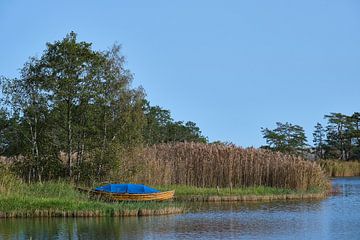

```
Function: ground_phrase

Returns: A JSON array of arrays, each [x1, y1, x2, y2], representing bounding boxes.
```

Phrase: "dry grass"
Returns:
[[319, 160, 360, 177], [120, 142, 329, 191]]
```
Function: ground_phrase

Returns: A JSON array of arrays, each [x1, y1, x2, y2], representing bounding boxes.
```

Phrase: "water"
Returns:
[[0, 177, 359, 240]]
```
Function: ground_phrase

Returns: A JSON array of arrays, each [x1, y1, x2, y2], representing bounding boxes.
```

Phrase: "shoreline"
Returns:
[[175, 192, 327, 202], [0, 192, 328, 218], [0, 180, 330, 219], [0, 207, 184, 218]]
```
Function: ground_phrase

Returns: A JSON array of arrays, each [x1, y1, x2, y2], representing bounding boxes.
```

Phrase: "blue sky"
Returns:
[[1, 0, 359, 147]]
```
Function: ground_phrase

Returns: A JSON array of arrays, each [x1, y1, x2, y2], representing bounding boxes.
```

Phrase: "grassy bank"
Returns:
[[319, 160, 360, 177], [0, 170, 184, 218], [157, 185, 298, 196], [156, 185, 327, 202], [0, 182, 327, 218]]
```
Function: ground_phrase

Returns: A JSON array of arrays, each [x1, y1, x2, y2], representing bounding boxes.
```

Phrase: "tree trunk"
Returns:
[[67, 99, 72, 177]]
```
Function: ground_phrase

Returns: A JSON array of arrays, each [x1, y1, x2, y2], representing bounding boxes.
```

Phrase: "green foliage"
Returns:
[[0, 32, 207, 183], [1, 32, 146, 181], [261, 122, 308, 155], [263, 113, 360, 161], [313, 122, 326, 159], [143, 101, 207, 144], [0, 110, 9, 155], [322, 112, 360, 160]]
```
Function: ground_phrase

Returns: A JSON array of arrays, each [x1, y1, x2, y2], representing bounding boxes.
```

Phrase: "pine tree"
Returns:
[[261, 122, 308, 155], [313, 123, 325, 159]]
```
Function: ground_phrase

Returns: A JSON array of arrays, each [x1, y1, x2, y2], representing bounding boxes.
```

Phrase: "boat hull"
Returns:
[[94, 190, 175, 201]]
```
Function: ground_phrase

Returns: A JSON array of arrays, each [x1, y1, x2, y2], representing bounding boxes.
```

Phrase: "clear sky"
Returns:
[[1, 0, 359, 147]]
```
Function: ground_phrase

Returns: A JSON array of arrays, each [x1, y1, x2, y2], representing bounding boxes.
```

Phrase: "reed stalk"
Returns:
[[122, 142, 329, 191]]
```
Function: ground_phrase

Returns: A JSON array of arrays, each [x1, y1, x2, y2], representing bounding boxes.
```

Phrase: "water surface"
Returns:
[[0, 177, 359, 239]]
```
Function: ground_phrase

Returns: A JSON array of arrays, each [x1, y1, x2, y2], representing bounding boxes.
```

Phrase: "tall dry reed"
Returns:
[[319, 160, 360, 177], [120, 142, 329, 191]]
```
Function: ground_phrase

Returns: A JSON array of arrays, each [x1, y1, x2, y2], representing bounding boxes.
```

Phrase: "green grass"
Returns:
[[0, 166, 326, 217], [0, 181, 324, 215], [0, 195, 179, 213], [0, 177, 183, 216], [155, 184, 323, 197]]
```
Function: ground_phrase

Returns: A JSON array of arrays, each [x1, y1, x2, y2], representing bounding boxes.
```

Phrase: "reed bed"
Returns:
[[319, 160, 360, 177], [123, 142, 329, 191]]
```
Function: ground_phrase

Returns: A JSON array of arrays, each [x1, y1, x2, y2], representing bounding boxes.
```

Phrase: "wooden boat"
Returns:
[[78, 184, 175, 201], [94, 190, 175, 201]]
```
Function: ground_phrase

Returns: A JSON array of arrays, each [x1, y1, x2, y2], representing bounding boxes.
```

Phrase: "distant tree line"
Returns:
[[313, 113, 360, 160], [0, 32, 207, 182], [261, 112, 360, 160]]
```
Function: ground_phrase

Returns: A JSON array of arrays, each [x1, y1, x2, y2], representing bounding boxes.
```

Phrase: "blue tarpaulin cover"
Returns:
[[95, 184, 160, 194]]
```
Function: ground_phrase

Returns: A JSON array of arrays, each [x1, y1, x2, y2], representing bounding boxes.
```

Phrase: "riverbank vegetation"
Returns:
[[0, 167, 183, 218], [157, 185, 298, 197], [319, 160, 360, 177], [156, 184, 326, 200], [155, 185, 326, 202], [0, 163, 326, 218]]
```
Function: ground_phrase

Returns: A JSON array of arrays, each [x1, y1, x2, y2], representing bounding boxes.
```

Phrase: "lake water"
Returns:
[[0, 177, 359, 240]]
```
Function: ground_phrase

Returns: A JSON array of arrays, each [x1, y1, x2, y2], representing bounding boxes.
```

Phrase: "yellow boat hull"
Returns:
[[95, 190, 175, 201]]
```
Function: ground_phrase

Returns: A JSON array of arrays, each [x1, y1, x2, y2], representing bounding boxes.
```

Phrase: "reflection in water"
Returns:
[[0, 177, 359, 240]]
